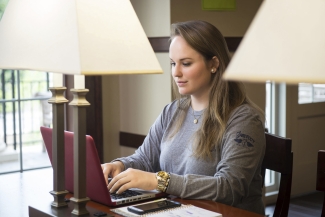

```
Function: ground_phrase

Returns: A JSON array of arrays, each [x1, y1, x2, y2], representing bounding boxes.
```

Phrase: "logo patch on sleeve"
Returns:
[[234, 131, 255, 148]]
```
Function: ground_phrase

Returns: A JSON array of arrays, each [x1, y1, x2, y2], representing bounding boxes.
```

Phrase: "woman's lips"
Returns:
[[177, 81, 187, 87]]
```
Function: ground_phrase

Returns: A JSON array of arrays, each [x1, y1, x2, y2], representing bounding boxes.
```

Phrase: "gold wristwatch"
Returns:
[[156, 171, 170, 192]]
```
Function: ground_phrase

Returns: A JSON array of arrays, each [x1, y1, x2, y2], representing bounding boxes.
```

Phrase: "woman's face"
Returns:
[[169, 36, 213, 99]]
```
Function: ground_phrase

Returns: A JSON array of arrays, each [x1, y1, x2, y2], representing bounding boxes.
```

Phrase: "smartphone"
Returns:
[[127, 200, 181, 215]]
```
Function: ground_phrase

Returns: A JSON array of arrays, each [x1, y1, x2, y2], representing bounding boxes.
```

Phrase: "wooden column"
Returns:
[[48, 87, 69, 208], [69, 89, 90, 215]]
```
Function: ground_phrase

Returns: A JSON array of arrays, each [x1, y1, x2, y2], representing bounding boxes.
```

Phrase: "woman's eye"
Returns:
[[170, 62, 175, 67], [183, 62, 191, 66]]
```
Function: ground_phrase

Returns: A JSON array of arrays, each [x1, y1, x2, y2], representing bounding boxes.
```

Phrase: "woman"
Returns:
[[102, 20, 266, 215]]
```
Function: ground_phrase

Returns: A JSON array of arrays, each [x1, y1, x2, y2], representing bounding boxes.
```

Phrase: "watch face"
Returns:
[[158, 171, 168, 178]]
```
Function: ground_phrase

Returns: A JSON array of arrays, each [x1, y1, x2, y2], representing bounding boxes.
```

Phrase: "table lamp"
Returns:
[[224, 0, 325, 84], [223, 0, 325, 207], [0, 0, 162, 216]]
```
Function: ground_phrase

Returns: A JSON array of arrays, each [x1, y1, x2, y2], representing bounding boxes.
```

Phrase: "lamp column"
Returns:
[[69, 88, 90, 216], [48, 87, 69, 207]]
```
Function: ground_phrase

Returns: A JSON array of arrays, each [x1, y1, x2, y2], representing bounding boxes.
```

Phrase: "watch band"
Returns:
[[155, 171, 170, 192]]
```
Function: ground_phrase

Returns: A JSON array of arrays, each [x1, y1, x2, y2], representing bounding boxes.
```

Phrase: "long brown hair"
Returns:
[[170, 20, 262, 159]]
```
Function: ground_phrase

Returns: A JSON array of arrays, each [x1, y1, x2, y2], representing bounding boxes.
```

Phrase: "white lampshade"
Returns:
[[224, 0, 325, 84], [0, 0, 162, 75]]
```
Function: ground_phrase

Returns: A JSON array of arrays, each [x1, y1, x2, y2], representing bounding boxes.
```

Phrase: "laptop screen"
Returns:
[[41, 126, 112, 205]]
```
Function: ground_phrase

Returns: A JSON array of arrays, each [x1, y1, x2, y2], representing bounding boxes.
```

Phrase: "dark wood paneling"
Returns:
[[119, 132, 145, 149], [85, 76, 103, 163], [65, 75, 74, 132], [148, 36, 242, 53], [65, 75, 104, 163]]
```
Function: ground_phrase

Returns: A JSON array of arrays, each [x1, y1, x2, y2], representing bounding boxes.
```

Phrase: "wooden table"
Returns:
[[0, 168, 265, 217]]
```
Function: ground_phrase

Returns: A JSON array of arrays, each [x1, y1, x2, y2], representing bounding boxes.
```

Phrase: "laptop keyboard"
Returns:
[[110, 189, 142, 200]]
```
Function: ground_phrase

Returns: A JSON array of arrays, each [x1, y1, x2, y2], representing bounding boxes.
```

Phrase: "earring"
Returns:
[[211, 68, 215, 73]]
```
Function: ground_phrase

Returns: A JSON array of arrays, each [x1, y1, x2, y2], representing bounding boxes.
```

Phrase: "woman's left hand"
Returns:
[[107, 168, 157, 194]]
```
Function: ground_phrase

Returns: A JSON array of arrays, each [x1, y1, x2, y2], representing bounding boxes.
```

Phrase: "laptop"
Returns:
[[40, 126, 166, 206]]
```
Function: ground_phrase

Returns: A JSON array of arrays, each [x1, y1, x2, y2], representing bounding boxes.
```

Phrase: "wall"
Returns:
[[102, 75, 121, 161], [171, 0, 265, 111], [286, 86, 325, 196], [102, 0, 171, 161], [103, 0, 266, 161], [171, 0, 262, 36]]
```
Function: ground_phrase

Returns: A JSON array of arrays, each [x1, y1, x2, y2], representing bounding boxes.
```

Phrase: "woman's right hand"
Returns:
[[101, 161, 125, 186]]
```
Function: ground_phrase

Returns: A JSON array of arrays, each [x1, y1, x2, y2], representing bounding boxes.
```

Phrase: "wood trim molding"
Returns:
[[224, 37, 242, 52], [148, 37, 170, 52], [120, 132, 146, 149], [148, 36, 242, 53]]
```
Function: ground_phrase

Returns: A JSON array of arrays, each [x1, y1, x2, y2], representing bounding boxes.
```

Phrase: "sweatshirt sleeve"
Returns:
[[165, 106, 266, 207], [112, 103, 174, 172]]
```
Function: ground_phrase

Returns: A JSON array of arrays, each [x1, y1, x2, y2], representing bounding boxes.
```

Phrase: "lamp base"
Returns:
[[50, 190, 69, 208], [70, 197, 90, 216]]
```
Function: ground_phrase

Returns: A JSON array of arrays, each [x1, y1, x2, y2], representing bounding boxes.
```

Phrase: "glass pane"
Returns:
[[0, 70, 52, 173], [265, 169, 274, 187], [20, 70, 49, 99], [299, 83, 325, 104], [19, 71, 51, 170], [0, 101, 21, 173], [265, 81, 272, 131], [313, 84, 325, 102], [0, 70, 20, 173], [298, 83, 313, 104]]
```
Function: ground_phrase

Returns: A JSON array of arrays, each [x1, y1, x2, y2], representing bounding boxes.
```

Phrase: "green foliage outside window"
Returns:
[[0, 0, 9, 20], [1, 70, 49, 113]]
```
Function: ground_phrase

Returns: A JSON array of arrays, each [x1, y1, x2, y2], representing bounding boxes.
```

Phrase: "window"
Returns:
[[264, 82, 273, 188], [298, 83, 325, 104], [265, 82, 286, 196], [265, 82, 277, 192], [0, 70, 52, 174], [0, 2, 54, 174]]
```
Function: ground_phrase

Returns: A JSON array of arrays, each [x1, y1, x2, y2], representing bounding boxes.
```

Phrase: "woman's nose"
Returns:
[[172, 65, 182, 77]]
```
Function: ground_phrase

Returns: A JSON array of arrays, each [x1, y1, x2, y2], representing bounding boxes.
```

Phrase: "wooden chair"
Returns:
[[316, 150, 325, 217], [262, 132, 293, 217]]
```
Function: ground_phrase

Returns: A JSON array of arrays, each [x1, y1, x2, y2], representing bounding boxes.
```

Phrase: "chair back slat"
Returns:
[[317, 151, 325, 191], [262, 132, 293, 217], [263, 133, 292, 174], [316, 150, 325, 217]]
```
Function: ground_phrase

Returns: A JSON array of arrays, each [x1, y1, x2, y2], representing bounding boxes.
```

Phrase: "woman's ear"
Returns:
[[210, 56, 219, 73]]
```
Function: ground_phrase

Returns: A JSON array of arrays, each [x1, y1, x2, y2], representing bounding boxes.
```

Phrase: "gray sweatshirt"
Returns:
[[114, 101, 266, 215]]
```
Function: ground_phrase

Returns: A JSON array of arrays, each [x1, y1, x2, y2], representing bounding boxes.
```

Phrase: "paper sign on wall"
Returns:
[[202, 0, 236, 11]]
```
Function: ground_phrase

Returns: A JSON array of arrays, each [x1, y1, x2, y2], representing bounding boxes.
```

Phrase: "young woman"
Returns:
[[102, 20, 266, 215]]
